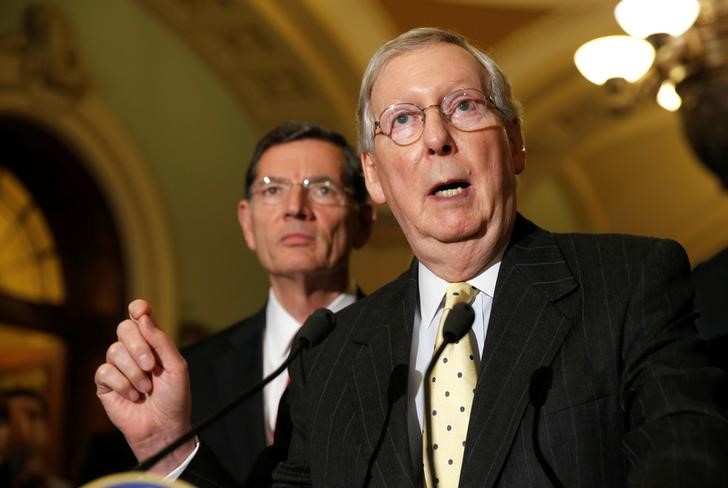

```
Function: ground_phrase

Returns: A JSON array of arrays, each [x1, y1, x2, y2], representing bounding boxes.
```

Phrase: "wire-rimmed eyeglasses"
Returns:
[[250, 176, 352, 207], [373, 88, 502, 146]]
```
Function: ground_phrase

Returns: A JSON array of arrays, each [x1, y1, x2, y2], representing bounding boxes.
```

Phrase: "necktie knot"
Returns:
[[444, 282, 476, 310]]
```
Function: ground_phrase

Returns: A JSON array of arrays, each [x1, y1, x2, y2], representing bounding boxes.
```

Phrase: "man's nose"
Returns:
[[422, 107, 454, 155], [285, 185, 310, 217]]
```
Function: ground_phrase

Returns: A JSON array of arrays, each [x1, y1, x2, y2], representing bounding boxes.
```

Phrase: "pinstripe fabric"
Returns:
[[270, 215, 728, 488], [187, 215, 728, 487]]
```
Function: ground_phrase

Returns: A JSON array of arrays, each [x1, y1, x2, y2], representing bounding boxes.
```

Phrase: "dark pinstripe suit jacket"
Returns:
[[272, 215, 728, 487], [184, 307, 268, 484], [184, 215, 728, 487]]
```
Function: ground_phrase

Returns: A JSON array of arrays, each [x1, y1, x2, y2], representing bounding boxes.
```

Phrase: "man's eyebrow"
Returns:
[[259, 175, 342, 183], [304, 175, 338, 182]]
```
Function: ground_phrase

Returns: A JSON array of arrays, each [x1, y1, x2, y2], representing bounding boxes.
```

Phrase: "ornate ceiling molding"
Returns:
[[0, 4, 87, 105], [137, 0, 360, 139]]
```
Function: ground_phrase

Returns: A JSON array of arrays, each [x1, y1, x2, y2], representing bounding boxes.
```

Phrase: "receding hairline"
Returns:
[[257, 138, 348, 173], [368, 41, 490, 105]]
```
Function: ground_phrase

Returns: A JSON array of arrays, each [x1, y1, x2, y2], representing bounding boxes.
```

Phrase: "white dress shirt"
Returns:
[[263, 288, 357, 443], [407, 259, 502, 463]]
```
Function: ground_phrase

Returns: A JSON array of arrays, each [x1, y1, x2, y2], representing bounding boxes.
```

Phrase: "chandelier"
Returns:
[[574, 0, 728, 185]]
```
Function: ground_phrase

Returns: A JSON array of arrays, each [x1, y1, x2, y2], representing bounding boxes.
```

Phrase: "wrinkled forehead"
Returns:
[[369, 43, 489, 109], [386, 42, 487, 88], [256, 139, 346, 182]]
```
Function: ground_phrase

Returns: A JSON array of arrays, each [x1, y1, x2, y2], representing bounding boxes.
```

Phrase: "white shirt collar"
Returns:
[[266, 287, 357, 352], [262, 287, 357, 444], [417, 255, 502, 332], [266, 288, 301, 353], [267, 286, 357, 314]]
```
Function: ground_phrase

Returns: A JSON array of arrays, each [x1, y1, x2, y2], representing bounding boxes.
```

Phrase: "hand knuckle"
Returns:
[[95, 363, 114, 387], [116, 319, 134, 336], [106, 342, 122, 361]]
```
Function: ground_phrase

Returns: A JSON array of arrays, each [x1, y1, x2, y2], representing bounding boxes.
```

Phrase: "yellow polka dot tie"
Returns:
[[423, 282, 478, 488]]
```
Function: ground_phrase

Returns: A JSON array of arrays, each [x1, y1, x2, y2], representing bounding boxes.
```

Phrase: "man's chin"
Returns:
[[425, 223, 486, 245], [273, 260, 327, 276]]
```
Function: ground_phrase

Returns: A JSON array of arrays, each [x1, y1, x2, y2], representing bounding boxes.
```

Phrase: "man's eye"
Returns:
[[262, 186, 282, 195], [454, 99, 477, 112], [314, 185, 337, 197], [393, 113, 411, 127]]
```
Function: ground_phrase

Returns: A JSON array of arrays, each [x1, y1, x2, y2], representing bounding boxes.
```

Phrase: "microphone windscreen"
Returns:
[[296, 308, 336, 348], [442, 302, 475, 343]]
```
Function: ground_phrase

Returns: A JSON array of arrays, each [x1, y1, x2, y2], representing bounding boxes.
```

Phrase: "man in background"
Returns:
[[95, 121, 374, 483], [183, 121, 373, 482]]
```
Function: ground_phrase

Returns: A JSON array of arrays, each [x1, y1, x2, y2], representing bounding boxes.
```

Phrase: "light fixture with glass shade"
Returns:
[[614, 0, 701, 38], [574, 0, 728, 186], [574, 35, 655, 85]]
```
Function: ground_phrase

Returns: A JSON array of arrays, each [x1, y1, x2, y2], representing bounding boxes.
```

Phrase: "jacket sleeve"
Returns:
[[180, 441, 240, 488], [621, 238, 728, 486]]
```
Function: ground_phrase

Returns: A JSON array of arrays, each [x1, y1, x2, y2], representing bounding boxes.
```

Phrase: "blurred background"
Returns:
[[0, 0, 726, 483]]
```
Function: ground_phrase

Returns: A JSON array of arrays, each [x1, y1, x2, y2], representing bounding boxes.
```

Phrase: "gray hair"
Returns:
[[357, 27, 522, 153]]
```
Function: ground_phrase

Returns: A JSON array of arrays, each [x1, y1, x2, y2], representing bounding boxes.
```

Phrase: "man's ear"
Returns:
[[237, 199, 257, 252], [362, 152, 387, 204], [507, 121, 526, 175], [352, 201, 376, 249]]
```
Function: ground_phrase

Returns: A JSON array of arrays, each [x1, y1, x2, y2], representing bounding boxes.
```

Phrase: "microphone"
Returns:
[[423, 302, 475, 487], [136, 308, 335, 471], [441, 302, 475, 344], [294, 308, 335, 349], [529, 366, 563, 488]]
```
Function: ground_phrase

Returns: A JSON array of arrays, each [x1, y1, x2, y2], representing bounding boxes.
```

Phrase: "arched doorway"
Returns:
[[0, 115, 127, 477]]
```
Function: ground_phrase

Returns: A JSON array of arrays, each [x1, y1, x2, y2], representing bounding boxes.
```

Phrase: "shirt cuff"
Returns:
[[163, 438, 200, 481]]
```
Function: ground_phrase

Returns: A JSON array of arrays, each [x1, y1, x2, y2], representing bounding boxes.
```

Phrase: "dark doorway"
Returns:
[[0, 115, 127, 479]]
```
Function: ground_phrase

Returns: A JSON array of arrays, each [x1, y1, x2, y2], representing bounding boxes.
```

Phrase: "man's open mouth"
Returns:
[[431, 181, 470, 197]]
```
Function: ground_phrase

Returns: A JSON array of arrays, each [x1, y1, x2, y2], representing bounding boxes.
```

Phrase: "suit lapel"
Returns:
[[351, 263, 420, 487], [461, 216, 579, 488], [215, 308, 267, 465]]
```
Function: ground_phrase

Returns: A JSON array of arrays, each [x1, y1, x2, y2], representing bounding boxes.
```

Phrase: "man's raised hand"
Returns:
[[94, 299, 195, 473]]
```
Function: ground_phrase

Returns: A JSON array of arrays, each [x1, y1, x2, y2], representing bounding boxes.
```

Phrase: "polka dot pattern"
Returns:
[[423, 282, 478, 488]]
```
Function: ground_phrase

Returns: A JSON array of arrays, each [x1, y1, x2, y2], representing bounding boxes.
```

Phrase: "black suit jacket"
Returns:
[[185, 216, 728, 487], [274, 215, 728, 487], [183, 307, 268, 484], [692, 246, 728, 371], [693, 245, 728, 339]]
